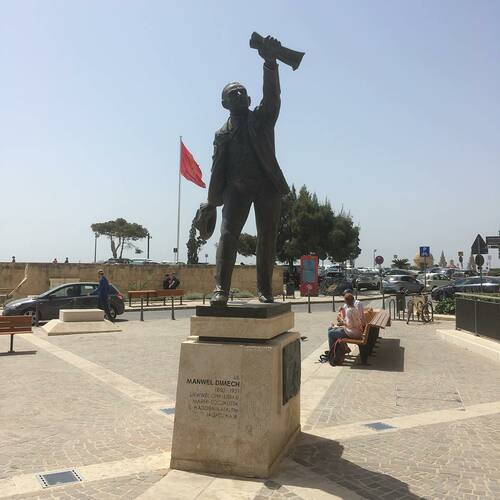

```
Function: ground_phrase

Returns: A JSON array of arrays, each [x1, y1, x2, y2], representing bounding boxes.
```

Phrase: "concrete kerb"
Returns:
[[436, 328, 500, 363]]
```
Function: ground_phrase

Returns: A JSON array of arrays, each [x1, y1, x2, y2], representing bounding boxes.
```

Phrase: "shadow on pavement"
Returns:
[[344, 338, 405, 372], [0, 350, 37, 356], [287, 432, 423, 499]]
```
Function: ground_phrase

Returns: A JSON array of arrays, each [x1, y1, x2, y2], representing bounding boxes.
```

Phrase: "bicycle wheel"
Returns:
[[421, 302, 433, 323]]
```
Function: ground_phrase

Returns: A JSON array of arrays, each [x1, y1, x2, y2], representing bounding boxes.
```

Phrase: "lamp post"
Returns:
[[146, 233, 152, 259], [94, 233, 99, 263], [373, 249, 377, 268]]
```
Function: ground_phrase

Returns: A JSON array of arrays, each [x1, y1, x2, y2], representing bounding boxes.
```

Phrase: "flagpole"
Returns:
[[176, 136, 182, 263]]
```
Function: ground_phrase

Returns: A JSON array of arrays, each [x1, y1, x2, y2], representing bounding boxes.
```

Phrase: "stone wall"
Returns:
[[0, 263, 283, 299]]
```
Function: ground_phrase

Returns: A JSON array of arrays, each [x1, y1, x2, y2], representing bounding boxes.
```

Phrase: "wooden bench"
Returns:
[[128, 290, 158, 307], [0, 316, 32, 354], [156, 289, 184, 305], [128, 289, 185, 307], [338, 309, 391, 364]]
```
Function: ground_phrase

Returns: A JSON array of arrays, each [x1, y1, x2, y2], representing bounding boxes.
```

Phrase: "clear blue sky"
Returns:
[[1, 0, 499, 266]]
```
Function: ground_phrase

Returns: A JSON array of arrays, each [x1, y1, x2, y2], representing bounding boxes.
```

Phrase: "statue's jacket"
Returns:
[[207, 64, 290, 207]]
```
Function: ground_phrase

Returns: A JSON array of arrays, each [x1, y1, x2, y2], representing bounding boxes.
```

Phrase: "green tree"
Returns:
[[91, 218, 149, 259], [237, 233, 257, 257], [276, 185, 360, 268], [392, 258, 410, 269], [186, 219, 207, 264], [328, 211, 361, 263]]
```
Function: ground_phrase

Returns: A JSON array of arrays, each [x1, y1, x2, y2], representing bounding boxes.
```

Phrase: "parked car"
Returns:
[[383, 269, 418, 277], [2, 282, 125, 322], [355, 271, 381, 290], [382, 275, 425, 294], [319, 271, 353, 296], [442, 269, 472, 279], [104, 258, 132, 264], [431, 277, 500, 301], [417, 273, 453, 291], [130, 259, 158, 265]]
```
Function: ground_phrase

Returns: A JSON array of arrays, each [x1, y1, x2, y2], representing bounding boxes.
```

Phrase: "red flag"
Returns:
[[180, 140, 206, 188]]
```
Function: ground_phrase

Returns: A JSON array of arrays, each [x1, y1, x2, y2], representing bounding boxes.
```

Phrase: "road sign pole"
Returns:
[[424, 255, 427, 290]]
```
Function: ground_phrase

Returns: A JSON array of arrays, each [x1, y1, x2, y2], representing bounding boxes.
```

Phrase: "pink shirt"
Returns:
[[344, 306, 364, 339]]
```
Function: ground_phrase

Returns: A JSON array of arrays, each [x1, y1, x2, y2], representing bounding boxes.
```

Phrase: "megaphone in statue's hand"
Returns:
[[249, 32, 305, 71]]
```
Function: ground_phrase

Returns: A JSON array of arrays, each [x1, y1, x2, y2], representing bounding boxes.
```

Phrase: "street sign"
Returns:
[[375, 255, 384, 265], [475, 254, 485, 268], [471, 234, 488, 255], [420, 246, 430, 258], [486, 236, 500, 246]]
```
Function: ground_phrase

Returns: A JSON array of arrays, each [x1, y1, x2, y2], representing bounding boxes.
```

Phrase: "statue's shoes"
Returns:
[[210, 291, 228, 306], [258, 293, 274, 303]]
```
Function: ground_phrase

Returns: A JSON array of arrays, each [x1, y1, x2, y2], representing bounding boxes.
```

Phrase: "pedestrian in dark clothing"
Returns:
[[93, 269, 114, 321], [169, 273, 180, 289], [162, 273, 172, 290], [163, 272, 180, 290], [11, 256, 15, 263]]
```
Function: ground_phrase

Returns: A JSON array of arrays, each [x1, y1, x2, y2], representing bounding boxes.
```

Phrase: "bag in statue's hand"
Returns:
[[194, 203, 217, 240]]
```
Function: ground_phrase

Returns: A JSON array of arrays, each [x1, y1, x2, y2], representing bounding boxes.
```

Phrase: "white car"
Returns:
[[417, 273, 452, 291]]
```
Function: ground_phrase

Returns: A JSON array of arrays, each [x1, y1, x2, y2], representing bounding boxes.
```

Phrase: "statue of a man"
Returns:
[[204, 36, 290, 306]]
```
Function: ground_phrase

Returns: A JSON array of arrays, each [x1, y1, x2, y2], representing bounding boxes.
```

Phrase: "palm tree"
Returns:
[[392, 258, 410, 269]]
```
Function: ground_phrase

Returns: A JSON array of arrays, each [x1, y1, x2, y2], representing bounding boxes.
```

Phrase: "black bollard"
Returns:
[[171, 296, 175, 320], [140, 297, 144, 321], [332, 294, 335, 312], [180, 295, 183, 305], [382, 290, 386, 310], [202, 294, 206, 305], [307, 291, 311, 313], [129, 295, 132, 307], [35, 302, 39, 327]]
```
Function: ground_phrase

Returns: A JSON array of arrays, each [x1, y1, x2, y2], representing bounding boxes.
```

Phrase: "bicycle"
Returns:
[[406, 292, 433, 324]]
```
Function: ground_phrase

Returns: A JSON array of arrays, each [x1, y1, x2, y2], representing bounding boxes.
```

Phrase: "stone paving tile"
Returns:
[[306, 321, 500, 429], [2, 313, 500, 499], [29, 318, 191, 400], [0, 338, 172, 481], [8, 470, 167, 499], [254, 480, 304, 499], [294, 413, 500, 499]]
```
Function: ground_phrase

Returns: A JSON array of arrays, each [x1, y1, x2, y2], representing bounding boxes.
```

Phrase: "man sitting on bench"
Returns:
[[328, 293, 364, 354]]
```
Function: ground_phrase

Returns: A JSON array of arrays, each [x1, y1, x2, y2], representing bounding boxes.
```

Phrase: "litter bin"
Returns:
[[286, 282, 295, 297], [396, 291, 406, 313]]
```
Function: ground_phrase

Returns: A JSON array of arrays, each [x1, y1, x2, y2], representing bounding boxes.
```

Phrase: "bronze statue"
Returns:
[[196, 34, 304, 306]]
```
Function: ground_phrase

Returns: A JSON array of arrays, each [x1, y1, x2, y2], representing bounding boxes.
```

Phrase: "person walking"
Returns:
[[93, 269, 114, 322]]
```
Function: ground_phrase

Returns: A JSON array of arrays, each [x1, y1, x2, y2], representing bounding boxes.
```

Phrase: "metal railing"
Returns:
[[456, 293, 500, 340]]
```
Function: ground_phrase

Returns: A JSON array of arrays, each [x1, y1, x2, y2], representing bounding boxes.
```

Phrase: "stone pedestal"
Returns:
[[170, 303, 301, 478]]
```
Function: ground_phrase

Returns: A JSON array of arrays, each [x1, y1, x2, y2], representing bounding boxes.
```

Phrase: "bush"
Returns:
[[434, 298, 455, 315], [232, 290, 254, 298], [184, 292, 212, 300]]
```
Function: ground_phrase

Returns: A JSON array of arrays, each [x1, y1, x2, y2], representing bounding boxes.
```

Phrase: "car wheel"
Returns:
[[23, 308, 40, 325], [109, 305, 118, 321]]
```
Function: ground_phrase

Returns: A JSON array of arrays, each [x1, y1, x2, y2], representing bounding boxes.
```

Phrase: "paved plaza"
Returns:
[[1, 307, 499, 499]]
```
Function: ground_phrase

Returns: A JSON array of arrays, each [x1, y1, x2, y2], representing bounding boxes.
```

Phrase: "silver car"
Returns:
[[382, 275, 425, 294]]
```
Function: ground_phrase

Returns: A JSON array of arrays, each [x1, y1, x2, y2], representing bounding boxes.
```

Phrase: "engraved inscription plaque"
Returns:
[[186, 376, 241, 420], [282, 339, 301, 405]]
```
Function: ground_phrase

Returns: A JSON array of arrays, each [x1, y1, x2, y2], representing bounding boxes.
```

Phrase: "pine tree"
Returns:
[[439, 251, 447, 268]]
